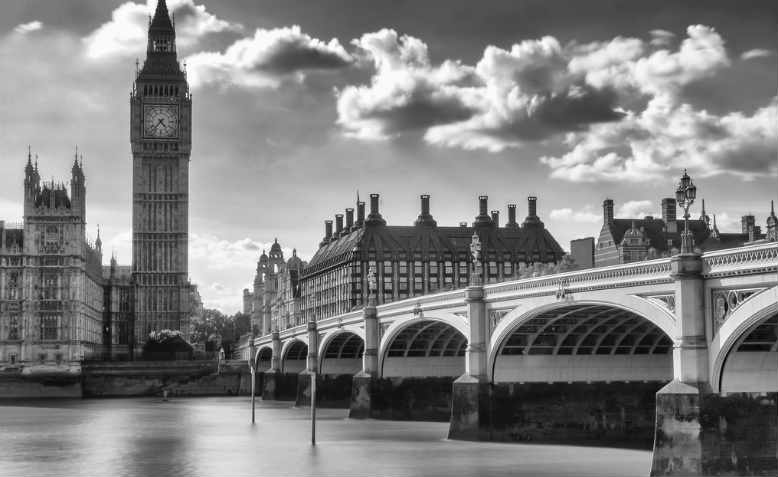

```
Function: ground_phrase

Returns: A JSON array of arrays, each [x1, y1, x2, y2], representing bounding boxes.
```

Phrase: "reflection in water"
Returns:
[[0, 397, 650, 476]]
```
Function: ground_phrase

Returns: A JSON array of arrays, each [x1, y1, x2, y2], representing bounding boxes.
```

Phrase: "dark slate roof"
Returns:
[[699, 232, 754, 252], [303, 218, 565, 276], [607, 218, 710, 251], [150, 0, 174, 33]]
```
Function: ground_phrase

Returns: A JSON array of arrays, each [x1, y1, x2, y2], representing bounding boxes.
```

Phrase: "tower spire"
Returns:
[[25, 145, 34, 174]]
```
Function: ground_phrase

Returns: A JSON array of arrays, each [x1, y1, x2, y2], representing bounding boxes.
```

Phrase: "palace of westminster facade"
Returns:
[[0, 0, 192, 365]]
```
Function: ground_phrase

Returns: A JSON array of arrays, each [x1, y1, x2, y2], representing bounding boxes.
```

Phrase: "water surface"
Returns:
[[0, 397, 651, 476]]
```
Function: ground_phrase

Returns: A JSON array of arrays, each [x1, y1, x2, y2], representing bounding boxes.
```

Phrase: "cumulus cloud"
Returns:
[[649, 29, 675, 47], [338, 25, 739, 156], [13, 21, 43, 35], [336, 29, 478, 140], [336, 24, 774, 182], [338, 29, 623, 147], [616, 200, 657, 218], [540, 95, 778, 182], [741, 48, 773, 60], [185, 25, 353, 89], [549, 207, 601, 223], [83, 0, 239, 60]]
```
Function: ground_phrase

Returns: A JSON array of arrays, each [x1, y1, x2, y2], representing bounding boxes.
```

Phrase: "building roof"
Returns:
[[606, 218, 710, 252], [304, 209, 564, 276]]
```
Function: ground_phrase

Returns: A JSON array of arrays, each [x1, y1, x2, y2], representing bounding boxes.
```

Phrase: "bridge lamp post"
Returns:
[[675, 169, 697, 254]]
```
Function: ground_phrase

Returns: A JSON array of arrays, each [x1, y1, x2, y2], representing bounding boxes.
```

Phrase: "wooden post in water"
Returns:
[[310, 370, 317, 445], [250, 367, 256, 424], [248, 337, 257, 424]]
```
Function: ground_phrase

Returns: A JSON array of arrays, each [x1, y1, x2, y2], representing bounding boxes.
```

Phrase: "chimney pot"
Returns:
[[366, 193, 386, 225], [357, 201, 365, 225], [491, 210, 499, 227], [345, 208, 354, 229], [324, 220, 333, 240], [507, 204, 517, 227], [421, 194, 430, 216], [527, 196, 537, 217], [479, 195, 488, 217], [335, 214, 344, 235]]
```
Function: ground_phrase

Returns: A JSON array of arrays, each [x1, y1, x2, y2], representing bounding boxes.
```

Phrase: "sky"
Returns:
[[0, 0, 776, 313]]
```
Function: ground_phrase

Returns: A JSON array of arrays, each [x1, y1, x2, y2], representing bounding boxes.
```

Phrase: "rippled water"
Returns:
[[0, 397, 651, 476]]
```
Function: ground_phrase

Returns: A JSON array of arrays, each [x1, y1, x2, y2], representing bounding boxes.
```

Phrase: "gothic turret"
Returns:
[[767, 200, 777, 241], [95, 225, 102, 252], [70, 150, 85, 219], [23, 147, 40, 216], [699, 199, 710, 230]]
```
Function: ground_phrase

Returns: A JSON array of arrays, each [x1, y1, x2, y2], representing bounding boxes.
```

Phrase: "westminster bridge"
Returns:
[[251, 242, 778, 476]]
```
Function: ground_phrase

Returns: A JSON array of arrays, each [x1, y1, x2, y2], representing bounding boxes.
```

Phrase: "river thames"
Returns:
[[0, 397, 651, 476]]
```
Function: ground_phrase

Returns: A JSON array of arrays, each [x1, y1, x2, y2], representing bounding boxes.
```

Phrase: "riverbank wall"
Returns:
[[0, 361, 254, 399], [82, 361, 252, 397], [0, 364, 82, 398]]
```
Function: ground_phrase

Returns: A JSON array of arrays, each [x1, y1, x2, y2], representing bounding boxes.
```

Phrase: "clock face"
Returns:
[[143, 105, 179, 138]]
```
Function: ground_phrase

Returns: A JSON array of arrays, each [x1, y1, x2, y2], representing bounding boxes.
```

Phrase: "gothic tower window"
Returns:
[[41, 315, 58, 341], [8, 315, 19, 340]]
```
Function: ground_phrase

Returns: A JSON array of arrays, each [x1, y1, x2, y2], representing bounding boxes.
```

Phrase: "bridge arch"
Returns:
[[318, 328, 365, 375], [253, 345, 272, 372], [378, 313, 468, 378], [280, 338, 308, 374], [489, 300, 675, 384], [710, 285, 778, 392]]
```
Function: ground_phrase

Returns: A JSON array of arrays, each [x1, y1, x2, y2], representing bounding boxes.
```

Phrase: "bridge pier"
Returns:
[[261, 331, 283, 400], [349, 296, 378, 418], [651, 253, 710, 476], [448, 283, 492, 440], [295, 321, 319, 407]]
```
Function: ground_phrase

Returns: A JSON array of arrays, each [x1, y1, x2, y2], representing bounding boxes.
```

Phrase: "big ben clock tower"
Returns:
[[130, 0, 192, 351]]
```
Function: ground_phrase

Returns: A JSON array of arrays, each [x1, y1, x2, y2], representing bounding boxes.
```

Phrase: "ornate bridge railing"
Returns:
[[702, 241, 778, 278], [483, 257, 674, 301]]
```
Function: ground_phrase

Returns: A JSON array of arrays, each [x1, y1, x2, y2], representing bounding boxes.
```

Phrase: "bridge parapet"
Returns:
[[701, 241, 778, 278], [483, 257, 673, 301]]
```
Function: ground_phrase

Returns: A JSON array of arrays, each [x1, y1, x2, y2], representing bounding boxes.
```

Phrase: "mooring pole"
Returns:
[[250, 367, 256, 424], [311, 370, 317, 446], [248, 337, 257, 425]]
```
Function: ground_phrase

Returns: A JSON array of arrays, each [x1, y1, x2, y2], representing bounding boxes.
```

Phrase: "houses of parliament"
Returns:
[[0, 0, 192, 365]]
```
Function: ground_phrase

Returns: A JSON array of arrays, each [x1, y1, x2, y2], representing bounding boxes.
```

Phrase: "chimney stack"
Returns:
[[321, 219, 333, 246], [527, 196, 537, 217], [366, 193, 386, 225], [345, 208, 354, 230], [421, 194, 430, 216], [356, 201, 365, 227], [335, 214, 344, 236], [603, 199, 614, 225], [506, 204, 518, 228], [479, 196, 488, 217], [415, 194, 436, 226], [474, 195, 491, 225], [491, 210, 499, 227]]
